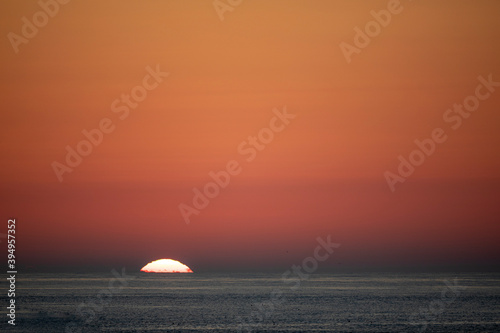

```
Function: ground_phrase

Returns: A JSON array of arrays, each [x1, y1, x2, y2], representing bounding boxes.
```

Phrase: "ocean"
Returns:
[[3, 272, 500, 332]]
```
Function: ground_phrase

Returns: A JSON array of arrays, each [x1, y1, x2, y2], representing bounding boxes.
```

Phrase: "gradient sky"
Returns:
[[1, 0, 499, 272]]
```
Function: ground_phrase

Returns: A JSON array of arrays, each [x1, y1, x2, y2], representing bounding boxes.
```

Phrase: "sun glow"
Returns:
[[140, 259, 193, 273]]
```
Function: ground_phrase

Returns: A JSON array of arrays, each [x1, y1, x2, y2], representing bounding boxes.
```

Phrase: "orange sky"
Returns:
[[1, 0, 499, 272]]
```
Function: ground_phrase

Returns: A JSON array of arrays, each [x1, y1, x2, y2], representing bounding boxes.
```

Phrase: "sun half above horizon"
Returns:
[[140, 259, 193, 273]]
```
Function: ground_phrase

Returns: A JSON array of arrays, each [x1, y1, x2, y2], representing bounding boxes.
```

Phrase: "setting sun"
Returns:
[[140, 259, 193, 273]]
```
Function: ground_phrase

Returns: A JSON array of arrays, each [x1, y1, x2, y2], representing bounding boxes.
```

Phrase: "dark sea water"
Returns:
[[3, 272, 500, 332]]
